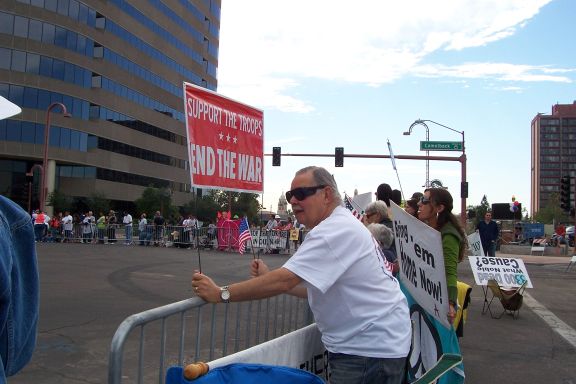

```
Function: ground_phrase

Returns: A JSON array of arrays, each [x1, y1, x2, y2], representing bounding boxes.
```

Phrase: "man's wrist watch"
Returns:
[[220, 286, 230, 303]]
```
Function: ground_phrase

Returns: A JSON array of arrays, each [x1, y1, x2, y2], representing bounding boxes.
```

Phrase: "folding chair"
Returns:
[[566, 255, 576, 272], [530, 239, 546, 256], [486, 279, 527, 319]]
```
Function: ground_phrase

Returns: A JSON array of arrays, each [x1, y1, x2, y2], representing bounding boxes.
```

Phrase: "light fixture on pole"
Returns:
[[41, 102, 71, 212], [408, 119, 466, 224], [403, 121, 430, 188]]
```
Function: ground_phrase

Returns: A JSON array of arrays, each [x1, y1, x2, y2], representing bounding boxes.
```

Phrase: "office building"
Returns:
[[531, 102, 576, 214], [0, 0, 221, 214]]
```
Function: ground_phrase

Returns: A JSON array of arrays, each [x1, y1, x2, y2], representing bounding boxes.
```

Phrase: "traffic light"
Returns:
[[461, 181, 469, 198], [560, 175, 571, 212], [272, 147, 281, 166], [335, 147, 344, 167]]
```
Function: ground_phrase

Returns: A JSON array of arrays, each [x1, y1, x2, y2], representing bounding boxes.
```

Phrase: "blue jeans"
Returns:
[[483, 241, 496, 256], [33, 224, 45, 242], [125, 225, 132, 243], [328, 352, 406, 384]]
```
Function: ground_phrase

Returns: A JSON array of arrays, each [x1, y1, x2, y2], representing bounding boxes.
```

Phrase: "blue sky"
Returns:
[[217, 0, 576, 215]]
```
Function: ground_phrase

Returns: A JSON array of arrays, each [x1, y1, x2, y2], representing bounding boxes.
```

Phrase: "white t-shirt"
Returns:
[[283, 206, 411, 358], [123, 214, 133, 225], [62, 215, 73, 231]]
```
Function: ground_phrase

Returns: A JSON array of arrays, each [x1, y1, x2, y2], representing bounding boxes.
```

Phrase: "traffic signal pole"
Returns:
[[266, 151, 468, 225]]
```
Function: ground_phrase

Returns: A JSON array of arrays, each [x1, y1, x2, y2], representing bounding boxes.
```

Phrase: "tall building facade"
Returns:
[[531, 102, 576, 214], [0, 0, 220, 213]]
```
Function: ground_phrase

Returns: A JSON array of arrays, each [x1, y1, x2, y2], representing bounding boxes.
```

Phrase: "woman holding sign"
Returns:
[[418, 188, 467, 324]]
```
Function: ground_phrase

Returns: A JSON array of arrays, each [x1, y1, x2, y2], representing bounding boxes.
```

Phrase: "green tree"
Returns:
[[533, 193, 570, 224], [180, 194, 221, 223], [467, 195, 490, 227], [201, 190, 262, 224], [135, 187, 177, 220], [87, 192, 110, 216], [47, 189, 72, 213]]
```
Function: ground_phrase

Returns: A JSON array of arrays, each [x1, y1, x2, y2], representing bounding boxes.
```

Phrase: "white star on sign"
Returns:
[[233, 136, 238, 144], [219, 132, 224, 140], [226, 134, 231, 142]]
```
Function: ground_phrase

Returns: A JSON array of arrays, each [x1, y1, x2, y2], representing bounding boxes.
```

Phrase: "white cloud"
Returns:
[[218, 0, 564, 112], [415, 62, 574, 83]]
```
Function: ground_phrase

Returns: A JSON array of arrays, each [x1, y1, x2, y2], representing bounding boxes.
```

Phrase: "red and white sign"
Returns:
[[183, 83, 264, 193]]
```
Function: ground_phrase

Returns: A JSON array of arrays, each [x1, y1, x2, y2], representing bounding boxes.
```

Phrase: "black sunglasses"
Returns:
[[286, 185, 327, 201], [419, 196, 431, 205]]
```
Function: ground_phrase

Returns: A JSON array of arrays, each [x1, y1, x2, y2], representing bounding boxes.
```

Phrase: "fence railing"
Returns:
[[108, 295, 313, 384], [35, 224, 309, 251]]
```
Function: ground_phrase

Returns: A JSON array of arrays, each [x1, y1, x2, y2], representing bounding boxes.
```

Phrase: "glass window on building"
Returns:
[[13, 16, 29, 38], [0, 48, 11, 70], [0, 12, 14, 35], [28, 19, 43, 41], [21, 121, 36, 143], [10, 50, 26, 72]]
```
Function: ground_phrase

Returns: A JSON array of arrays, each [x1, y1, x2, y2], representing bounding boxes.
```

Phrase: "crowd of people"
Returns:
[[29, 208, 300, 251], [24, 166, 472, 383], [29, 209, 187, 246]]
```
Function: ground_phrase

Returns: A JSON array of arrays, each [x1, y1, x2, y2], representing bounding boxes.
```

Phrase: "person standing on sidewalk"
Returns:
[[123, 211, 133, 245], [476, 211, 499, 256]]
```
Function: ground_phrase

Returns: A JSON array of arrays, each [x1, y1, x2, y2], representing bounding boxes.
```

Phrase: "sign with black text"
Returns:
[[468, 256, 533, 288], [391, 202, 450, 329]]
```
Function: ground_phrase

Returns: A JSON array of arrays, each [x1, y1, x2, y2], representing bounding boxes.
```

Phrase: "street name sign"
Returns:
[[420, 141, 463, 151]]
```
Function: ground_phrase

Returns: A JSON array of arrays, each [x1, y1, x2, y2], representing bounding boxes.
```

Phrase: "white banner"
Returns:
[[467, 232, 484, 256], [208, 324, 327, 380], [390, 202, 450, 329], [249, 230, 288, 249], [468, 256, 533, 288]]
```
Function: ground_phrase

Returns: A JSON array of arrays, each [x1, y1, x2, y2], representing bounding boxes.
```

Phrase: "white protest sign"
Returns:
[[468, 256, 533, 288], [467, 232, 484, 256], [390, 202, 450, 329]]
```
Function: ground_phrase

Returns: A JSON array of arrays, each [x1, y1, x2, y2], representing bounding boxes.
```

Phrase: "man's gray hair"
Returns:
[[366, 223, 394, 249], [296, 166, 343, 206], [364, 200, 390, 220]]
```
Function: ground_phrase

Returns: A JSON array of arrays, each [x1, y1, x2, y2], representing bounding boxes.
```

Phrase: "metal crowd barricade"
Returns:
[[108, 295, 313, 384]]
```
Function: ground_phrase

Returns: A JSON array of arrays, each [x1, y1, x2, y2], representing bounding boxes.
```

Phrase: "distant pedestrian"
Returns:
[[153, 211, 165, 246], [123, 211, 133, 245], [62, 211, 73, 242], [107, 210, 117, 244], [33, 210, 46, 242], [138, 213, 149, 246], [82, 211, 95, 243], [96, 212, 106, 244], [476, 211, 499, 256]]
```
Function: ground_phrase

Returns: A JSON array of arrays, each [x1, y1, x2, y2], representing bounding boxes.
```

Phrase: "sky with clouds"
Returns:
[[216, 0, 575, 215]]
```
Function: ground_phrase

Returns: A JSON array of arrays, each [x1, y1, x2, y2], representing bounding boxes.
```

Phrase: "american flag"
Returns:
[[238, 217, 253, 254], [344, 193, 363, 220]]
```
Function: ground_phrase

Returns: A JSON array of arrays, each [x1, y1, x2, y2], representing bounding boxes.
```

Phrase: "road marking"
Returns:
[[523, 292, 576, 348]]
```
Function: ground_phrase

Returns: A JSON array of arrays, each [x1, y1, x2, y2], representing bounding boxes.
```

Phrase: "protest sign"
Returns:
[[467, 232, 484, 256], [183, 83, 264, 193], [390, 203, 464, 383], [390, 202, 450, 329], [468, 256, 533, 288]]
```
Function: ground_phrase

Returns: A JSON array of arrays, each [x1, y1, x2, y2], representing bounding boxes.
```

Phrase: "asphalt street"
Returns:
[[9, 243, 576, 384]]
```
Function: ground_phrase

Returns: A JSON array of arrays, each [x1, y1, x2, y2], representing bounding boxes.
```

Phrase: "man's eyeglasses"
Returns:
[[419, 196, 431, 205], [285, 185, 327, 201]]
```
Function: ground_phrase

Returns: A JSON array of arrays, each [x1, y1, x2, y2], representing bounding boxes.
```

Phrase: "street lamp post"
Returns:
[[407, 119, 467, 224], [41, 102, 71, 213], [403, 121, 430, 188]]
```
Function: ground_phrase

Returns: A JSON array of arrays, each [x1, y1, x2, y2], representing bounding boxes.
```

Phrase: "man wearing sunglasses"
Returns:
[[192, 166, 411, 384]]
